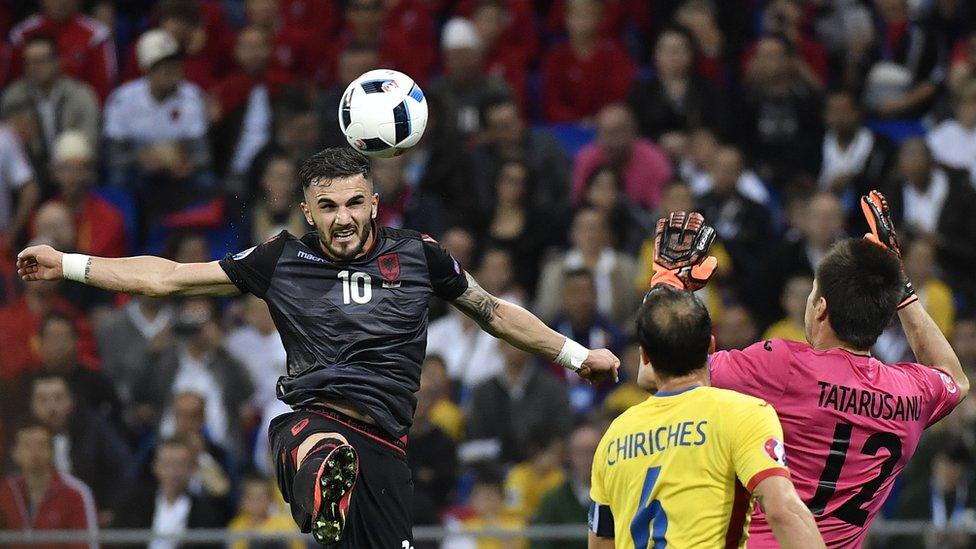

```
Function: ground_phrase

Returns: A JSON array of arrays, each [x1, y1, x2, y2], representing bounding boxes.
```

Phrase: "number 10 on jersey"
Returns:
[[338, 270, 372, 304]]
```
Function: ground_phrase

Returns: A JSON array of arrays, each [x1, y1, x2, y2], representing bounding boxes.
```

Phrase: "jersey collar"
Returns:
[[653, 385, 701, 397]]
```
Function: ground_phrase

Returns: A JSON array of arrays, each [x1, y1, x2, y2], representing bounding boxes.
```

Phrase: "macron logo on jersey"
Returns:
[[297, 250, 326, 263], [764, 438, 787, 466]]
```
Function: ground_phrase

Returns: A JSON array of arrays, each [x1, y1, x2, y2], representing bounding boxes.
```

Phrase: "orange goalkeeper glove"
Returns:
[[651, 211, 718, 291], [860, 190, 918, 309]]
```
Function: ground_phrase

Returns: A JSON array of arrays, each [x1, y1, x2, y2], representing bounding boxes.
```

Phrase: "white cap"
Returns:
[[51, 131, 92, 164], [137, 29, 180, 72], [441, 17, 482, 51]]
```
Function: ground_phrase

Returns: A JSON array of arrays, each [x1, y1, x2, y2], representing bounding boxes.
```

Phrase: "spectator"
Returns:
[[858, 0, 944, 119], [476, 247, 526, 305], [247, 152, 307, 244], [673, 0, 729, 86], [817, 90, 895, 205], [762, 192, 844, 325], [427, 17, 511, 140], [131, 391, 235, 522], [530, 423, 603, 549], [0, 35, 98, 152], [8, 0, 116, 101], [687, 140, 770, 206], [371, 155, 447, 235], [572, 104, 673, 211], [0, 420, 97, 544], [601, 343, 650, 416], [163, 230, 212, 263], [246, 92, 320, 205], [583, 166, 654, 255], [29, 373, 130, 515], [715, 305, 758, 351], [738, 34, 823, 186], [504, 431, 565, 521], [227, 474, 302, 549], [463, 343, 572, 465], [954, 317, 976, 372], [744, 0, 829, 88], [891, 437, 976, 549], [697, 146, 773, 304], [541, 0, 635, 122], [209, 25, 290, 181], [444, 468, 526, 549], [243, 0, 318, 84], [544, 0, 650, 41], [338, 0, 437, 85], [763, 276, 812, 343], [926, 78, 976, 185], [0, 279, 98, 381], [133, 297, 254, 453], [628, 26, 728, 139], [94, 296, 174, 405], [467, 0, 532, 109], [481, 162, 561, 294], [318, 43, 379, 149], [120, 0, 233, 91], [15, 313, 121, 427], [426, 305, 504, 392], [535, 209, 639, 327], [884, 138, 976, 303], [103, 29, 212, 228], [0, 119, 39, 247], [418, 354, 463, 442], [409, 357, 458, 524], [949, 34, 976, 94], [224, 294, 287, 411], [471, 92, 571, 218], [545, 268, 625, 414], [39, 131, 127, 257], [903, 238, 956, 337], [112, 437, 225, 548]]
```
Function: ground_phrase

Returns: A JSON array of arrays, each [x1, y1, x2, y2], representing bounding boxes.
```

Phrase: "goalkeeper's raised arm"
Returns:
[[16, 244, 240, 297]]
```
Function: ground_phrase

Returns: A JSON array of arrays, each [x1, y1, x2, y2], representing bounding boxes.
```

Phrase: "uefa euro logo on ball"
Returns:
[[339, 69, 429, 158]]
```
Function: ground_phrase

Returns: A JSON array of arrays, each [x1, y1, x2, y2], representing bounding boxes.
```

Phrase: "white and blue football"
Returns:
[[338, 69, 428, 158]]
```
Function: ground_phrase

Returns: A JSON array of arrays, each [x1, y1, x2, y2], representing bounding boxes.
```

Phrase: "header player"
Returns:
[[16, 148, 620, 547], [588, 216, 824, 548], [663, 192, 969, 548]]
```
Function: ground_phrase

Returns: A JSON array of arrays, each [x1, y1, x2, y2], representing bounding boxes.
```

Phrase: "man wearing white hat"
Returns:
[[38, 131, 127, 258], [426, 17, 511, 139], [102, 29, 211, 196]]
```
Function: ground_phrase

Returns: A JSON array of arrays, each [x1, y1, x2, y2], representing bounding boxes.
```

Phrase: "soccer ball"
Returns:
[[339, 69, 428, 158]]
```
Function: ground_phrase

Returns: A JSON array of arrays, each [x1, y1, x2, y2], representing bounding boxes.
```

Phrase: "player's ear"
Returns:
[[371, 193, 378, 219], [300, 201, 314, 227], [815, 296, 829, 321], [708, 335, 716, 354], [639, 346, 649, 367]]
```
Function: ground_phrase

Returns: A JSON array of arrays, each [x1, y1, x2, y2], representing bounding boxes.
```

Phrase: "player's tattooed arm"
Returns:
[[451, 273, 502, 335]]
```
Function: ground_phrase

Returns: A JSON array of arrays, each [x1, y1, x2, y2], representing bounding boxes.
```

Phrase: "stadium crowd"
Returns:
[[0, 0, 975, 547]]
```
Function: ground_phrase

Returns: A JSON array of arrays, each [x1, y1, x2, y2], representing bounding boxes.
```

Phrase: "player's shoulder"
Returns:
[[700, 386, 775, 412]]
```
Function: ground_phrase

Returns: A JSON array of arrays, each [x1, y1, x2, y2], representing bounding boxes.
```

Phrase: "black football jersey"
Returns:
[[219, 227, 468, 437]]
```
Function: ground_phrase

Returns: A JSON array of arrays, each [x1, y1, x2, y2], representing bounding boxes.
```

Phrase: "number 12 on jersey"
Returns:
[[338, 270, 372, 304], [631, 466, 668, 548]]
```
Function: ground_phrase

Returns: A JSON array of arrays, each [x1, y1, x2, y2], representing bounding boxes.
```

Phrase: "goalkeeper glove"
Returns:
[[860, 190, 918, 309], [651, 211, 718, 291]]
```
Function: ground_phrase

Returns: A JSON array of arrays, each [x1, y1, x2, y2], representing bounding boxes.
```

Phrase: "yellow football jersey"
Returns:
[[590, 385, 789, 548]]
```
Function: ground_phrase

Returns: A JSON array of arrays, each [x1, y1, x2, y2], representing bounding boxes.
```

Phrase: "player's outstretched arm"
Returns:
[[16, 244, 240, 297], [899, 301, 969, 397], [450, 272, 620, 383], [754, 476, 826, 549]]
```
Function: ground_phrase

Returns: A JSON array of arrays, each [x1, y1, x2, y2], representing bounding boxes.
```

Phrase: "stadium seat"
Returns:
[[93, 186, 139, 253], [867, 119, 927, 144], [538, 123, 596, 157]]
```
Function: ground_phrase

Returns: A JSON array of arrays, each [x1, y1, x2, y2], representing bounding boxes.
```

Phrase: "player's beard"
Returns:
[[321, 219, 372, 260]]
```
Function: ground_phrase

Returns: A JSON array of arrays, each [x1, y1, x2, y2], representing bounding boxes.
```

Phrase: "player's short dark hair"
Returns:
[[815, 239, 903, 350], [636, 285, 712, 378], [299, 148, 371, 188]]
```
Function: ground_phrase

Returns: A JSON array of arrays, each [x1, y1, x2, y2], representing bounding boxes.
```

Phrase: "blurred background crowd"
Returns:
[[0, 0, 975, 547]]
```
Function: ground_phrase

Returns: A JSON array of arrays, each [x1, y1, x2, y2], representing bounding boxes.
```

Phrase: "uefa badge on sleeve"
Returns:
[[938, 371, 958, 394], [764, 438, 787, 466]]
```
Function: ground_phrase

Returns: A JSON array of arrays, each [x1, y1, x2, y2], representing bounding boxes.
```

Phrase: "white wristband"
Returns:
[[62, 253, 90, 283], [555, 338, 589, 372]]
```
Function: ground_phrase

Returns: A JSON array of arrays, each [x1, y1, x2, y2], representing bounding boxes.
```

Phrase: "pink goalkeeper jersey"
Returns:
[[710, 339, 961, 548]]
